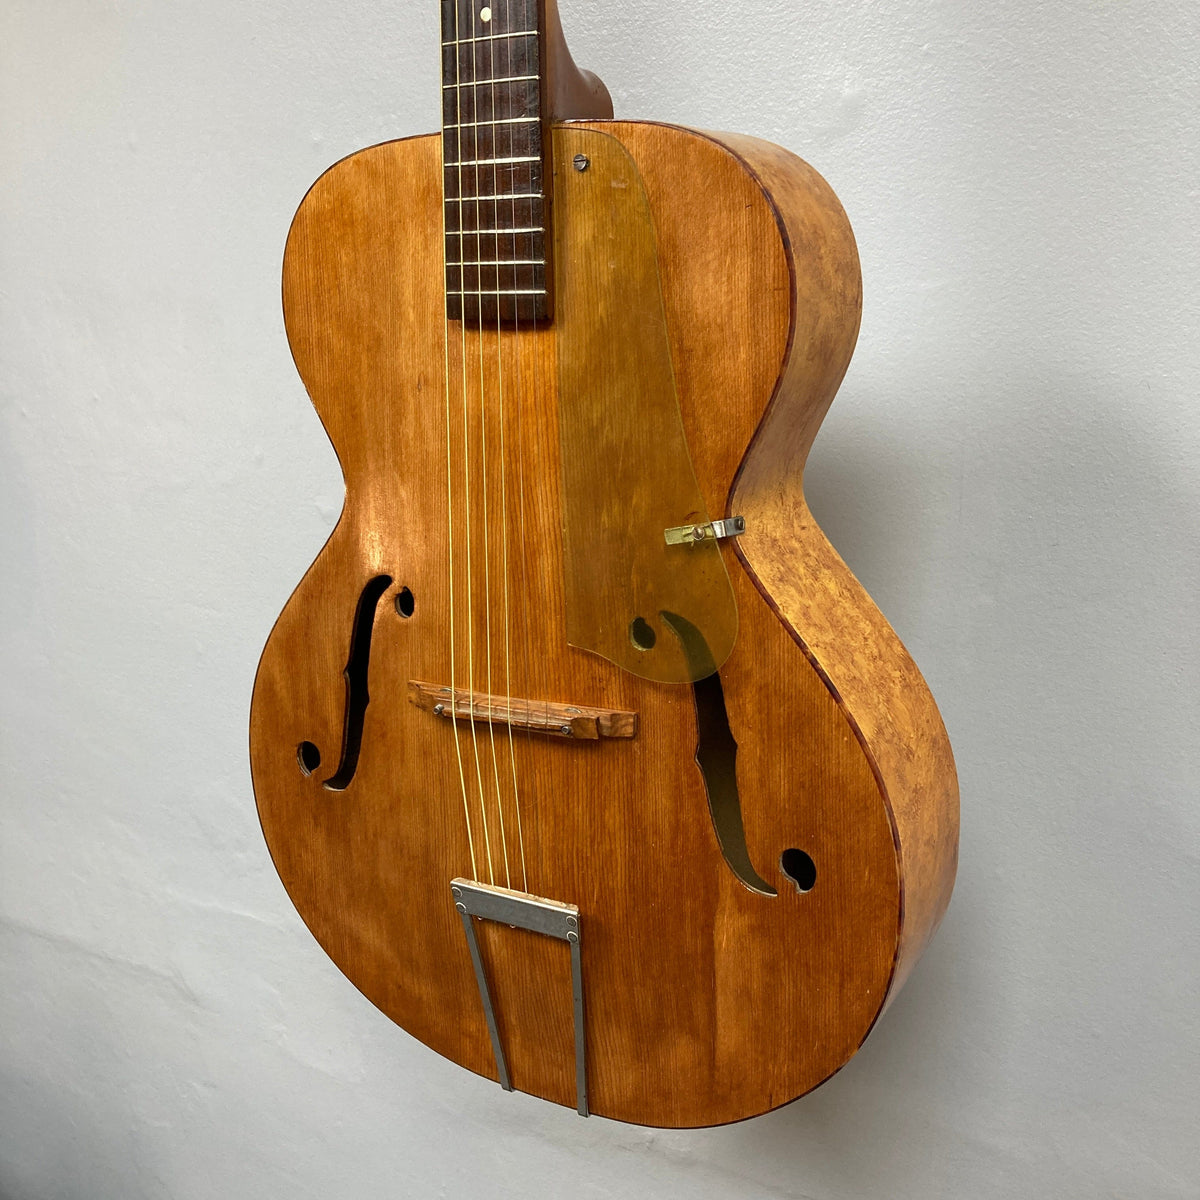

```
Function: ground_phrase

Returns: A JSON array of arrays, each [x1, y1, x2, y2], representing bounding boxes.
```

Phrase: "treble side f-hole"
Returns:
[[322, 574, 393, 792], [660, 610, 776, 897], [780, 848, 816, 893], [629, 616, 656, 650]]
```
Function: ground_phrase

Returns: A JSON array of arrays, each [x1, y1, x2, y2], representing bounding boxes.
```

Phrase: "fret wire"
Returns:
[[443, 195, 542, 204], [444, 155, 540, 167], [442, 75, 539, 88], [444, 117, 539, 128], [447, 288, 547, 295], [442, 30, 537, 45]]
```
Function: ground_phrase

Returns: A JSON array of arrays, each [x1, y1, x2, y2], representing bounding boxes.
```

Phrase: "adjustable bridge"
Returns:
[[451, 879, 589, 1116], [410, 680, 636, 740]]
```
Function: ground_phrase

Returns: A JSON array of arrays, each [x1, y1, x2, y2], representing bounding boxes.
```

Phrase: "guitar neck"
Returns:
[[441, 0, 550, 323]]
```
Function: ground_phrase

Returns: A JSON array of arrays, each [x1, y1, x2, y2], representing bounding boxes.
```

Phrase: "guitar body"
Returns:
[[250, 120, 958, 1127]]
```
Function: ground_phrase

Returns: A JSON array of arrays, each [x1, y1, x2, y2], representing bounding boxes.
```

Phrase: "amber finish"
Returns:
[[251, 121, 957, 1126]]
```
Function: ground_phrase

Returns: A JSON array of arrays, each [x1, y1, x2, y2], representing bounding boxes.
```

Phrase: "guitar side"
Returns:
[[716, 131, 960, 1002]]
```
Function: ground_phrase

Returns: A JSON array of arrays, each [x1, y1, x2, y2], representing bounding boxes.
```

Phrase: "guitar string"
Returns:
[[512, 236, 536, 897], [509, 0, 538, 897], [526, 0, 553, 894], [476, 2, 514, 891], [496, 0, 528, 893], [539, 100, 556, 819], [444, 0, 477, 880], [457, 0, 495, 885]]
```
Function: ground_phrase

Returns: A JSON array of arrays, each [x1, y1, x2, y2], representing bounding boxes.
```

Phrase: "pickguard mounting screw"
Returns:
[[573, 154, 589, 172]]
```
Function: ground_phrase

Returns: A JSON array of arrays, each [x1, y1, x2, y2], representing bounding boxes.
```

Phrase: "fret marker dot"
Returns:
[[480, 7, 491, 21]]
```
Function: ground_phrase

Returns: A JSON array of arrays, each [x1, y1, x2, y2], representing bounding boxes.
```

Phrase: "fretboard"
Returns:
[[442, 0, 549, 323]]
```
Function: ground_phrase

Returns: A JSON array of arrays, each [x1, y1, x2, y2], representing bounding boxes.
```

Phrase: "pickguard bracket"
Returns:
[[664, 515, 746, 546], [451, 879, 589, 1117]]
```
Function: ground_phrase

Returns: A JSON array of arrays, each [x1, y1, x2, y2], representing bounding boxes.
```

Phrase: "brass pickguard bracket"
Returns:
[[664, 515, 746, 546]]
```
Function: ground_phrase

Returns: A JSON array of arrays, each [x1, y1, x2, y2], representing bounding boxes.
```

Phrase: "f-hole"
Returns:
[[661, 611, 777, 896], [323, 574, 393, 791]]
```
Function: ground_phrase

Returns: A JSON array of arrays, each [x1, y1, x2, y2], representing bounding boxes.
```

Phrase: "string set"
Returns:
[[443, 0, 531, 893]]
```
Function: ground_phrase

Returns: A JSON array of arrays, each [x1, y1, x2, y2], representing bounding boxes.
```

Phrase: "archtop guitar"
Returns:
[[250, 0, 959, 1126]]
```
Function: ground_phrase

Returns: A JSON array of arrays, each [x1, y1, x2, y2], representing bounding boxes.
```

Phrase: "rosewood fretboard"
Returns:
[[442, 0, 549, 323]]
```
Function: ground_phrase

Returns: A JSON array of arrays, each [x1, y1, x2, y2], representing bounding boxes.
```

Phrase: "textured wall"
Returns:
[[1, 1, 1197, 1196]]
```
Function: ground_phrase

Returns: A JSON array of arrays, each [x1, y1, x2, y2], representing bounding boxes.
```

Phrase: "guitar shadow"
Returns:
[[681, 365, 1200, 1192]]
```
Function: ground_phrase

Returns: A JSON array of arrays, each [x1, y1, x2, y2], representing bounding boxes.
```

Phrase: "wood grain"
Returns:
[[250, 120, 956, 1126]]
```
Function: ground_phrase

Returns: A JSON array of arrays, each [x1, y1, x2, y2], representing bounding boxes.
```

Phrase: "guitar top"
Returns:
[[250, 0, 958, 1126]]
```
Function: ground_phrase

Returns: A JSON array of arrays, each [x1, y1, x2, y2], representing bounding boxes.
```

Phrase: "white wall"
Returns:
[[1, 0, 1197, 1196]]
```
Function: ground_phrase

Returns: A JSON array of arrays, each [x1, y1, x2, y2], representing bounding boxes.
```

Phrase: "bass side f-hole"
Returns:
[[302, 573, 394, 791]]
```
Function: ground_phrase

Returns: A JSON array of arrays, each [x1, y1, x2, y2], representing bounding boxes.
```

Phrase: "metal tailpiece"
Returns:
[[451, 879, 589, 1117]]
